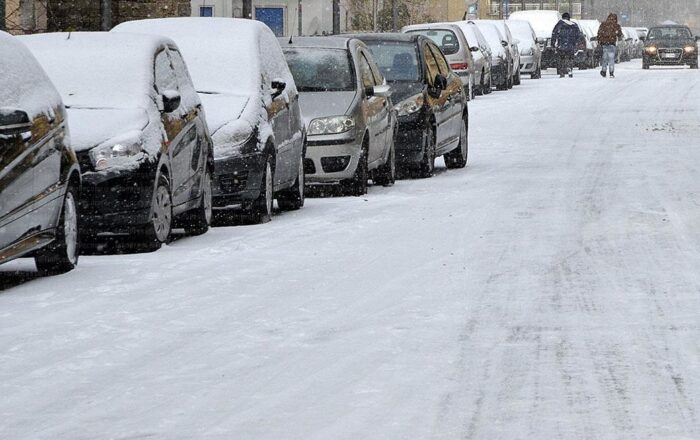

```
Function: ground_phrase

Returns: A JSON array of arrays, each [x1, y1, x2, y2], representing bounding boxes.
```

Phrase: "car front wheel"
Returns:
[[444, 116, 468, 169], [184, 166, 212, 236], [277, 153, 305, 211], [35, 187, 79, 274]]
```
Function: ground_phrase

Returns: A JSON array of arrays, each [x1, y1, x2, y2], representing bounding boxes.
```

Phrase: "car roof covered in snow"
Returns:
[[0, 30, 63, 118], [19, 32, 173, 109], [113, 17, 290, 95], [281, 36, 353, 50]]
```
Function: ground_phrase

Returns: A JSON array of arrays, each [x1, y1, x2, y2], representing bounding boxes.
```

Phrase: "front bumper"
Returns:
[[491, 63, 508, 85], [212, 151, 266, 208], [519, 54, 536, 73], [644, 49, 697, 65], [394, 112, 428, 166], [304, 130, 363, 183], [78, 156, 157, 233]]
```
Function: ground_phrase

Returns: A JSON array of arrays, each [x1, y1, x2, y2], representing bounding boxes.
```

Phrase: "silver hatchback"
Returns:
[[281, 37, 396, 196]]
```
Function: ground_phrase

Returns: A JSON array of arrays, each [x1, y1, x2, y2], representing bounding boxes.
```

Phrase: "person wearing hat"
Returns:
[[551, 12, 581, 77]]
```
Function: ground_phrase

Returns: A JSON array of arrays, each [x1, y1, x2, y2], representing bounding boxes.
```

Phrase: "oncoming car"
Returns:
[[281, 36, 396, 196], [643, 25, 699, 69], [20, 32, 214, 249]]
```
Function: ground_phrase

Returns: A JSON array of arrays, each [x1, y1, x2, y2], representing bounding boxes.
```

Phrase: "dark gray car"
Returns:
[[281, 36, 396, 196]]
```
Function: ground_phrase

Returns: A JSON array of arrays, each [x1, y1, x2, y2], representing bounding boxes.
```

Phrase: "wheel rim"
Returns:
[[153, 183, 172, 242], [63, 192, 78, 264], [298, 156, 305, 199], [460, 119, 468, 157], [203, 171, 212, 225], [264, 161, 273, 216]]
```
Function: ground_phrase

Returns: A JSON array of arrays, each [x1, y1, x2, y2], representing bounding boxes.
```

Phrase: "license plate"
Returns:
[[662, 53, 677, 58]]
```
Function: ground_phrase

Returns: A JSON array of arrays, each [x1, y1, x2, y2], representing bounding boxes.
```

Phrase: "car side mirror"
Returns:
[[536, 38, 546, 44], [470, 46, 479, 52], [161, 90, 181, 113], [372, 84, 392, 98], [639, 36, 645, 42], [271, 79, 286, 99], [428, 74, 447, 98], [626, 38, 633, 42], [590, 36, 597, 41], [695, 36, 700, 42], [501, 40, 509, 47], [0, 108, 32, 138]]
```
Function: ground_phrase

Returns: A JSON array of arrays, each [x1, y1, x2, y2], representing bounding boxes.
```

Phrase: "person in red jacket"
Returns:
[[597, 13, 623, 78]]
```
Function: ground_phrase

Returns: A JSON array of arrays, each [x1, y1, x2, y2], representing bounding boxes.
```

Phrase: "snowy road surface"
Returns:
[[2, 61, 700, 439]]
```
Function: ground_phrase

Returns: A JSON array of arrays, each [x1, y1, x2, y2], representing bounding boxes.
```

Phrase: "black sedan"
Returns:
[[643, 25, 699, 69], [356, 33, 469, 177]]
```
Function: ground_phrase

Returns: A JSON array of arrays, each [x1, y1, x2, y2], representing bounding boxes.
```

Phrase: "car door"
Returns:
[[357, 49, 384, 164], [363, 49, 392, 166], [422, 42, 450, 151], [429, 43, 464, 153], [154, 48, 196, 210]]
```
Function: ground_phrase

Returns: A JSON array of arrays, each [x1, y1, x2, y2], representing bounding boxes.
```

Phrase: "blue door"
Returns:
[[255, 7, 284, 37]]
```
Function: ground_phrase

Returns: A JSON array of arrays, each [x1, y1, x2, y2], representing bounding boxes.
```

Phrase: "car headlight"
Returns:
[[684, 45, 696, 53], [89, 142, 143, 171], [308, 116, 355, 136], [394, 94, 424, 117], [645, 46, 657, 54]]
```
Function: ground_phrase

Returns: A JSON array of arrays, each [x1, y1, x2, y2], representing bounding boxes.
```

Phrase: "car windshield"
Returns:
[[648, 27, 691, 39], [364, 41, 421, 82], [283, 48, 355, 92], [406, 29, 460, 55], [507, 22, 535, 44], [476, 24, 504, 50]]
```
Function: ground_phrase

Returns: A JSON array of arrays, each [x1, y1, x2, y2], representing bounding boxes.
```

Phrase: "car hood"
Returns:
[[66, 107, 149, 152], [198, 92, 251, 135], [646, 39, 695, 48], [299, 91, 356, 126], [387, 81, 424, 103]]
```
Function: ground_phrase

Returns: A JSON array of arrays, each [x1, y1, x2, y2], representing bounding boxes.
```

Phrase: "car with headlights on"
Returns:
[[0, 31, 81, 274], [506, 19, 542, 78], [113, 18, 306, 223], [20, 32, 214, 249], [402, 23, 477, 100], [280, 36, 396, 195], [643, 25, 699, 69], [355, 33, 468, 176]]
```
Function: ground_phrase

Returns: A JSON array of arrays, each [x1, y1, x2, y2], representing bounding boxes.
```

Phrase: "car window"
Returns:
[[428, 44, 451, 76], [363, 50, 385, 85], [154, 50, 178, 93], [407, 29, 460, 55], [358, 52, 376, 88], [648, 27, 691, 40], [167, 49, 198, 110], [283, 48, 355, 92], [423, 43, 441, 86], [364, 41, 421, 82]]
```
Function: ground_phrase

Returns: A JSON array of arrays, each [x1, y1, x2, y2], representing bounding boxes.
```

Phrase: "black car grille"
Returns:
[[76, 150, 93, 172], [218, 171, 248, 194], [657, 48, 682, 59], [304, 158, 316, 175]]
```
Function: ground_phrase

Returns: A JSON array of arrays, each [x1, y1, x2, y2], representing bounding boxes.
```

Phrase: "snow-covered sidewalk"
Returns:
[[2, 60, 700, 439]]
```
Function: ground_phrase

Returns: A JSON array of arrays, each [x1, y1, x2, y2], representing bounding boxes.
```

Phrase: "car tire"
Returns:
[[418, 126, 436, 178], [342, 141, 368, 196], [373, 138, 396, 187], [642, 61, 650, 69], [444, 116, 468, 169], [513, 68, 521, 85], [247, 155, 274, 223], [691, 63, 699, 70], [507, 73, 513, 89], [35, 187, 79, 275], [476, 71, 485, 96], [184, 166, 212, 236], [277, 153, 305, 211], [141, 174, 173, 251]]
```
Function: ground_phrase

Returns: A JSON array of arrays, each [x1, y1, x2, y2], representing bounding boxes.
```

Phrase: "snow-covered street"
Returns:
[[2, 60, 700, 439]]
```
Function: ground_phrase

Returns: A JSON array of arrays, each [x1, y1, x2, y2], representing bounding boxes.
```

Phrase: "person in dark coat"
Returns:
[[551, 12, 581, 77], [597, 13, 623, 78]]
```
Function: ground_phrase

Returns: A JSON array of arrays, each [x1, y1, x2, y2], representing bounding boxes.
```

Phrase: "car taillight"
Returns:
[[450, 63, 469, 70]]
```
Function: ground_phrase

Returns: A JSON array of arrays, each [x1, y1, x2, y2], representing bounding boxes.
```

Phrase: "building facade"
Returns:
[[1, 0, 48, 34]]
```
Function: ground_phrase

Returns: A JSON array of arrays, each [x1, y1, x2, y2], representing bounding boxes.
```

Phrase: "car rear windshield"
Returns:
[[364, 41, 421, 82], [283, 48, 355, 92], [406, 29, 460, 55], [648, 27, 691, 40]]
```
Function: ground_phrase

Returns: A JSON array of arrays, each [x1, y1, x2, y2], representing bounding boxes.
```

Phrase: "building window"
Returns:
[[200, 6, 214, 17]]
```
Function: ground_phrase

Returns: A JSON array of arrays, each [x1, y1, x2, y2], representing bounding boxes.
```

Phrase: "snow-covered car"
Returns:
[[453, 21, 493, 94], [0, 31, 81, 274], [402, 23, 477, 100], [280, 36, 396, 195], [577, 19, 602, 66], [506, 19, 542, 78], [484, 20, 522, 86], [508, 10, 561, 70], [469, 20, 513, 90], [20, 32, 214, 249], [113, 18, 306, 223], [355, 33, 468, 175]]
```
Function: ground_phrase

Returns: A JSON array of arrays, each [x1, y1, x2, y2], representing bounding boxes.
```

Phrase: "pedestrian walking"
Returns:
[[597, 13, 623, 78], [551, 12, 581, 78]]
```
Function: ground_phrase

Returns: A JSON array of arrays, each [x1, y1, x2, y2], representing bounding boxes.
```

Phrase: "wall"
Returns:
[[3, 0, 48, 34], [48, 0, 190, 31]]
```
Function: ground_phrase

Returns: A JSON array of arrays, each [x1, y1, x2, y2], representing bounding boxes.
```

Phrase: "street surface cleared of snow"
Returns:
[[2, 60, 700, 439]]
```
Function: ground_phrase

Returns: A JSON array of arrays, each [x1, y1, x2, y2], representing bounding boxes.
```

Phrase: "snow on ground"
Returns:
[[2, 60, 700, 439]]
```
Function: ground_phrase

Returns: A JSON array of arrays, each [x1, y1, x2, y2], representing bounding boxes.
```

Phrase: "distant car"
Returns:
[[281, 36, 396, 195], [486, 20, 522, 85], [0, 31, 81, 274], [577, 19, 602, 66], [470, 20, 513, 90], [623, 27, 643, 59], [21, 32, 214, 249], [402, 23, 477, 100], [508, 10, 561, 70], [114, 18, 306, 223], [453, 21, 493, 94], [355, 33, 468, 175], [506, 19, 542, 78], [573, 22, 596, 69], [643, 25, 699, 69]]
